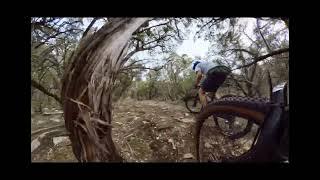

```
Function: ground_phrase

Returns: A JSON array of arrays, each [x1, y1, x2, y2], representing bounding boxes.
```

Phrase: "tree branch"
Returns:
[[134, 21, 169, 35], [142, 34, 168, 47], [141, 44, 165, 51], [31, 79, 62, 104], [229, 74, 248, 96], [173, 19, 182, 40], [195, 18, 226, 36], [195, 19, 214, 34], [225, 48, 258, 57], [233, 48, 289, 70], [124, 31, 169, 62], [81, 18, 99, 39], [124, 59, 153, 67], [130, 66, 163, 71], [242, 30, 260, 48], [122, 57, 173, 72], [34, 28, 81, 49], [257, 19, 272, 52]]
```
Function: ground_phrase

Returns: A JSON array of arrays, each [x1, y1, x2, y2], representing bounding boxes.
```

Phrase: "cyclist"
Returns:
[[191, 60, 231, 108]]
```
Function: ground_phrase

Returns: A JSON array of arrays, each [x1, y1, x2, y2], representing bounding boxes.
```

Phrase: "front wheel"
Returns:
[[184, 94, 202, 114], [211, 95, 254, 140], [195, 96, 270, 162], [213, 116, 254, 140]]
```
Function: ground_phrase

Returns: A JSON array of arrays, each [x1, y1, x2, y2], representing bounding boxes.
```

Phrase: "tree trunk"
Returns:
[[61, 18, 150, 162]]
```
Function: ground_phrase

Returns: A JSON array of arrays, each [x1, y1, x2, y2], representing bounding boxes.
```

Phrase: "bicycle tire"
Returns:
[[195, 96, 271, 162], [211, 95, 259, 140], [184, 95, 201, 114], [213, 116, 254, 140]]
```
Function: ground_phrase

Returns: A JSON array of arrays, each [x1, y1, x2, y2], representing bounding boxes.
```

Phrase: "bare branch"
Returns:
[[233, 48, 289, 70], [122, 49, 137, 62], [31, 79, 62, 104], [195, 19, 214, 34], [127, 66, 162, 71], [141, 44, 165, 51], [242, 29, 260, 48], [173, 19, 182, 40], [134, 21, 170, 35], [82, 18, 99, 39], [229, 74, 248, 96], [225, 49, 258, 57], [124, 59, 154, 67], [34, 28, 81, 49], [142, 34, 168, 47], [257, 19, 272, 52], [195, 18, 226, 37], [123, 32, 170, 63], [122, 57, 173, 72]]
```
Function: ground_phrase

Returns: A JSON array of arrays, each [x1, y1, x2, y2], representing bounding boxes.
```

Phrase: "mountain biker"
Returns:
[[191, 60, 231, 108]]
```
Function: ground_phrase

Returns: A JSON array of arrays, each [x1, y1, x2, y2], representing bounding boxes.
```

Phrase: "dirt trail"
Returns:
[[31, 99, 257, 162], [112, 99, 198, 162]]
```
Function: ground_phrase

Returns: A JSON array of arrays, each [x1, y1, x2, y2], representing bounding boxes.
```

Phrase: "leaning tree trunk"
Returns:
[[61, 18, 150, 162]]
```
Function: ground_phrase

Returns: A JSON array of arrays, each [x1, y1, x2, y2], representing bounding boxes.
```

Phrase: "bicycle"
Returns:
[[195, 81, 289, 162], [183, 87, 254, 140]]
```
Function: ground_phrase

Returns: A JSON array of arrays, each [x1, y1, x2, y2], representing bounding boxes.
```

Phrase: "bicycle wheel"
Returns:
[[195, 96, 271, 162], [184, 95, 202, 114], [213, 115, 254, 140], [212, 95, 255, 140]]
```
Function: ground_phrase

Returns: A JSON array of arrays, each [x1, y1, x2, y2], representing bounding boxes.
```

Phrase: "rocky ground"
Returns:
[[31, 99, 258, 162]]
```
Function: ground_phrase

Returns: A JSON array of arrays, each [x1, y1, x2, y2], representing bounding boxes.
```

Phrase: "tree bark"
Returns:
[[61, 18, 150, 162]]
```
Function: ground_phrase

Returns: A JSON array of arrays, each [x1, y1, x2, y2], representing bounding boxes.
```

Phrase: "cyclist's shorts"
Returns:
[[200, 66, 231, 92]]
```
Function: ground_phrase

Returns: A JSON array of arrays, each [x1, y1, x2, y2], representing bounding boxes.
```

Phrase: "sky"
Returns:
[[82, 18, 288, 78], [175, 23, 211, 58], [82, 18, 211, 60]]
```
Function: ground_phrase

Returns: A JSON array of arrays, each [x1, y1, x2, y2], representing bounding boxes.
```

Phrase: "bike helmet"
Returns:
[[191, 60, 201, 71]]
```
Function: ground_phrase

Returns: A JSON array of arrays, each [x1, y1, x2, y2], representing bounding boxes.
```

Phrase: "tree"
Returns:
[[31, 18, 84, 109], [161, 53, 193, 100], [121, 18, 192, 71], [196, 17, 289, 97], [112, 68, 142, 101], [61, 18, 150, 162]]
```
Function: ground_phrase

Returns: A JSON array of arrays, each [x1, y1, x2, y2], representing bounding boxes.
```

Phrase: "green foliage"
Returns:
[[127, 53, 196, 101], [31, 17, 85, 110]]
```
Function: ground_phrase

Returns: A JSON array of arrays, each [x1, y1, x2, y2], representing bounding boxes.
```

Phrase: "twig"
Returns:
[[31, 124, 65, 136], [91, 117, 113, 127], [195, 18, 226, 37], [225, 49, 258, 57], [134, 21, 169, 35], [69, 98, 92, 110], [126, 141, 135, 156], [124, 133, 134, 139], [256, 19, 272, 52]]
